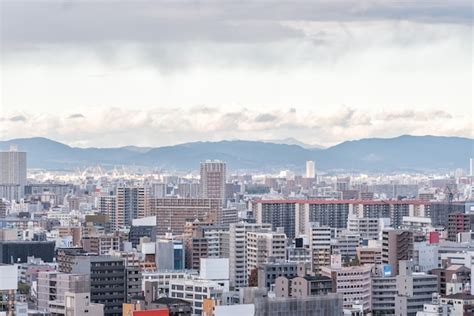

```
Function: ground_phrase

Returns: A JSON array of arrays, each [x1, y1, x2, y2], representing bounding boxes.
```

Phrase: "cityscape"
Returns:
[[1, 1, 473, 316]]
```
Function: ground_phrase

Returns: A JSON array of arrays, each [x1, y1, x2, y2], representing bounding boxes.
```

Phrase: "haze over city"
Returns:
[[1, 0, 472, 147]]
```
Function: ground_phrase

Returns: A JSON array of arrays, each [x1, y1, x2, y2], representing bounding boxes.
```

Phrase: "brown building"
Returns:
[[382, 229, 414, 276], [356, 245, 382, 265], [200, 160, 226, 201], [57, 226, 82, 247], [149, 198, 222, 236], [430, 264, 471, 296], [447, 212, 473, 241]]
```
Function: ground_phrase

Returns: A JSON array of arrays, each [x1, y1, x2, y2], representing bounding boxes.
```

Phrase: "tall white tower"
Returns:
[[470, 158, 474, 176], [306, 160, 315, 178]]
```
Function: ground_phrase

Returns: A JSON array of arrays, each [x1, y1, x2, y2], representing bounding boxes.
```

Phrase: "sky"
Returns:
[[0, 0, 472, 148]]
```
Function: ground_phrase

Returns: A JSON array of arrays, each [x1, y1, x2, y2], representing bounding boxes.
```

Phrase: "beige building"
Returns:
[[246, 228, 287, 277], [321, 262, 373, 313]]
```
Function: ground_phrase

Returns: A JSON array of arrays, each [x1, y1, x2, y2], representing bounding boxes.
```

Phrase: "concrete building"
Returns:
[[395, 261, 438, 316], [200, 160, 226, 202], [0, 148, 27, 201], [0, 264, 18, 315], [274, 275, 333, 298], [82, 233, 123, 255], [256, 201, 297, 238], [97, 195, 117, 230], [169, 278, 224, 315], [321, 261, 373, 313], [307, 222, 331, 274], [430, 264, 471, 296], [229, 222, 272, 288], [347, 217, 388, 241], [257, 261, 299, 289], [37, 273, 105, 315], [448, 212, 473, 241], [253, 294, 343, 316], [115, 186, 148, 229], [129, 216, 157, 248], [246, 228, 287, 278], [333, 232, 360, 263], [357, 244, 382, 266], [372, 275, 397, 316], [149, 198, 222, 236], [382, 229, 414, 276], [57, 249, 126, 316]]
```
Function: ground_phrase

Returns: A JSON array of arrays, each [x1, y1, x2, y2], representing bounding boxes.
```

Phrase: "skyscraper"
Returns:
[[115, 187, 148, 229], [200, 160, 226, 201], [0, 146, 27, 201], [305, 160, 315, 179]]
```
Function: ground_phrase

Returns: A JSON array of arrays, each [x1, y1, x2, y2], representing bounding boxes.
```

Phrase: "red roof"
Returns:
[[256, 199, 430, 205]]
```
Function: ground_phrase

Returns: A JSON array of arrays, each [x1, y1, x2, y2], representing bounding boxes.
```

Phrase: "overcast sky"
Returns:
[[1, 0, 472, 147]]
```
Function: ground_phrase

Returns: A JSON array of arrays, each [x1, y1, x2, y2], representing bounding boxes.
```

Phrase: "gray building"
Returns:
[[372, 276, 397, 315], [0, 148, 27, 201], [257, 261, 299, 289], [254, 294, 343, 316], [57, 249, 126, 316], [394, 261, 438, 316]]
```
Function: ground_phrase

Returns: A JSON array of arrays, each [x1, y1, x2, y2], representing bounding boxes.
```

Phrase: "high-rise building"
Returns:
[[246, 228, 287, 277], [57, 249, 126, 316], [321, 262, 373, 313], [229, 222, 272, 288], [97, 195, 116, 227], [394, 261, 438, 316], [382, 229, 414, 276], [115, 187, 148, 229], [305, 160, 315, 179], [307, 222, 331, 274], [200, 160, 226, 201], [0, 147, 27, 201], [149, 198, 222, 236]]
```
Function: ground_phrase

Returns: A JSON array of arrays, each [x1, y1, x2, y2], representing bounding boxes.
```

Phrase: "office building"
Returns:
[[97, 195, 117, 228], [382, 229, 414, 276], [371, 275, 397, 315], [57, 249, 126, 316], [0, 241, 55, 264], [275, 274, 333, 298], [246, 228, 287, 277], [447, 212, 473, 241], [394, 261, 438, 316], [253, 294, 343, 316], [0, 147, 27, 201], [200, 160, 226, 201], [115, 186, 148, 229], [229, 222, 272, 288], [307, 222, 331, 274], [321, 261, 373, 313], [149, 198, 222, 236]]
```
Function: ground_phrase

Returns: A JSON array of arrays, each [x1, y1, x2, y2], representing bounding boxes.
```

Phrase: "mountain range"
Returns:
[[0, 135, 472, 172]]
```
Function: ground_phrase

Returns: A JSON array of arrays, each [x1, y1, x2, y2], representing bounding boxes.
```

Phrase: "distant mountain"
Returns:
[[262, 137, 325, 149], [0, 135, 472, 172]]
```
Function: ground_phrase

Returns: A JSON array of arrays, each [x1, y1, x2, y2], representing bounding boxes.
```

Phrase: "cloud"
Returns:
[[0, 106, 470, 147], [68, 113, 85, 119], [9, 115, 27, 122]]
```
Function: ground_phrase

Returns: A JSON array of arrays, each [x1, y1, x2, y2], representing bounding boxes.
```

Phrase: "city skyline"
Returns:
[[1, 1, 472, 147]]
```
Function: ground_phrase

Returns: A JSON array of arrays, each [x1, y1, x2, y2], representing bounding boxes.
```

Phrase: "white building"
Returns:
[[169, 278, 224, 315], [229, 222, 272, 288], [246, 229, 287, 277], [307, 222, 331, 274], [306, 161, 316, 179]]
